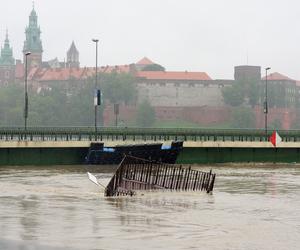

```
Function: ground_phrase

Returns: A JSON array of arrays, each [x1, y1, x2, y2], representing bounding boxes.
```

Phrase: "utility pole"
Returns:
[[264, 67, 271, 136], [92, 39, 99, 135], [24, 52, 31, 131]]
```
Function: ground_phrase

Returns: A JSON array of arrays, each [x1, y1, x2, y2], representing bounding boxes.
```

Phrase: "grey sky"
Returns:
[[1, 0, 300, 79]]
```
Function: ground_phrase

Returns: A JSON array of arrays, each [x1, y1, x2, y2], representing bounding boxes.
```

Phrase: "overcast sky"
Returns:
[[1, 0, 300, 79]]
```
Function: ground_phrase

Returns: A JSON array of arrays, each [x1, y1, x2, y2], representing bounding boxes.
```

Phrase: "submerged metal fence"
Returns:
[[105, 155, 216, 196], [1, 127, 300, 142]]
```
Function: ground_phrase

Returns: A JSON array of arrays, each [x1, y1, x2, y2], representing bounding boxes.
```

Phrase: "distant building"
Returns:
[[2, 4, 300, 129], [234, 65, 261, 82], [0, 30, 15, 86], [23, 6, 43, 68], [135, 69, 233, 107], [22, 7, 80, 70], [135, 57, 156, 71], [0, 6, 83, 87], [66, 41, 79, 68], [262, 72, 298, 108]]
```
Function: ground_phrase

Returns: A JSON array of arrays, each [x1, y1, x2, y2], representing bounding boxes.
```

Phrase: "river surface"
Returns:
[[0, 164, 300, 250]]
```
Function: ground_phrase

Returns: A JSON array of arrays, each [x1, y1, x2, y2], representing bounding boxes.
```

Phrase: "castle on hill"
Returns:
[[0, 6, 80, 87], [0, 6, 299, 129]]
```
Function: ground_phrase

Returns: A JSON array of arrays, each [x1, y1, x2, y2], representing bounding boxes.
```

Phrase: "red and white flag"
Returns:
[[269, 131, 282, 147]]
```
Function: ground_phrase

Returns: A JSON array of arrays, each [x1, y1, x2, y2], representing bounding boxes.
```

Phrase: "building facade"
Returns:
[[66, 41, 80, 68], [7, 7, 81, 82], [262, 72, 298, 108], [135, 71, 233, 107], [23, 7, 43, 68], [0, 31, 15, 86], [2, 5, 300, 128]]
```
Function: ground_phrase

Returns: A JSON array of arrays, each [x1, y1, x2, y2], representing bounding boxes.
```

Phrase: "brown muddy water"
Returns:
[[0, 164, 300, 250]]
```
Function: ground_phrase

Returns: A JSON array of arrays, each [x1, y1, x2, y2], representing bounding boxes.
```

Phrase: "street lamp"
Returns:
[[24, 51, 31, 131], [92, 39, 99, 134], [264, 67, 271, 136], [114, 103, 119, 127]]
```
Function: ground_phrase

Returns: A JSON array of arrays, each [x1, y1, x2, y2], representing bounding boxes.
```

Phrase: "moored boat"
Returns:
[[85, 141, 183, 165]]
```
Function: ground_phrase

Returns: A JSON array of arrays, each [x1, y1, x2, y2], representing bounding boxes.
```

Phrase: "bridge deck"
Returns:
[[0, 140, 300, 148], [1, 127, 300, 148], [1, 127, 300, 165]]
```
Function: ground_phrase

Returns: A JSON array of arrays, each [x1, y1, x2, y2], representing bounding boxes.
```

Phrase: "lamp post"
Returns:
[[24, 51, 31, 131], [114, 103, 119, 127], [264, 67, 271, 136], [92, 39, 99, 134]]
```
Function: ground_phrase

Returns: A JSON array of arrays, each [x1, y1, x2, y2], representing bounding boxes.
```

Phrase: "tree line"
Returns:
[[221, 78, 300, 129], [0, 72, 155, 127]]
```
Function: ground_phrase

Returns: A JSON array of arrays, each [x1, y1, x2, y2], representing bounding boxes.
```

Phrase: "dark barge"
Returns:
[[85, 141, 183, 165]]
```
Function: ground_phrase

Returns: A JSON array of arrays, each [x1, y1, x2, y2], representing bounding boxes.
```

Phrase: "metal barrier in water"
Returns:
[[105, 155, 216, 197]]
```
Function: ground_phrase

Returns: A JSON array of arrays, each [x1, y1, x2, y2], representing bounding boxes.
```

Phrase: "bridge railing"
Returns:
[[1, 127, 300, 142]]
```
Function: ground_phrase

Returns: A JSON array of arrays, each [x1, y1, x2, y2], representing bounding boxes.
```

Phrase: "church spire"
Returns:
[[5, 29, 9, 42], [0, 30, 15, 66], [67, 41, 80, 68], [23, 4, 43, 67]]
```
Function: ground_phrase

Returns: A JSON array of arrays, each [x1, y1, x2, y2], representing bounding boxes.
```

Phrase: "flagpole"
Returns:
[[265, 67, 271, 137]]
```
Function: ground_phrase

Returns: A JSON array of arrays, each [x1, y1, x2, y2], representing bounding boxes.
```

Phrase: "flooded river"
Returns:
[[0, 164, 300, 250]]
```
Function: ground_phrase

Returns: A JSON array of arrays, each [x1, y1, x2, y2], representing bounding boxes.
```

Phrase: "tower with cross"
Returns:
[[23, 2, 43, 68]]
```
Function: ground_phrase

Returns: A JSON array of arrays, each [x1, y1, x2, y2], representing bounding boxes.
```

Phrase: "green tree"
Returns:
[[222, 84, 245, 107], [222, 78, 260, 107], [67, 82, 100, 126], [0, 83, 23, 126], [136, 100, 156, 127], [247, 80, 260, 107], [291, 108, 300, 129], [141, 64, 165, 71], [269, 118, 282, 130], [98, 72, 137, 105], [0, 72, 137, 127], [230, 107, 255, 128]]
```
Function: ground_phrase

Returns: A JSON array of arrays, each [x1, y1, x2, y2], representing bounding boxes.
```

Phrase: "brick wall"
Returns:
[[103, 104, 298, 129], [103, 104, 231, 126], [103, 104, 137, 126], [254, 106, 296, 130]]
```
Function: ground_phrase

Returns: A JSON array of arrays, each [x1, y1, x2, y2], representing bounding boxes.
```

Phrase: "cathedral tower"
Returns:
[[23, 6, 43, 68], [0, 30, 15, 85], [67, 41, 79, 68], [0, 30, 15, 66]]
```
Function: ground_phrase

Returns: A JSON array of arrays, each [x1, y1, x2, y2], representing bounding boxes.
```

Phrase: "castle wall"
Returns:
[[136, 80, 233, 107], [103, 104, 231, 127]]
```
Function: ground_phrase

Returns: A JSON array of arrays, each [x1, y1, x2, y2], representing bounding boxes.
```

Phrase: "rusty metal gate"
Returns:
[[105, 155, 216, 196]]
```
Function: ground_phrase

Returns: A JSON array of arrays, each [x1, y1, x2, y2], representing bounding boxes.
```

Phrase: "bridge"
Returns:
[[1, 127, 300, 165]]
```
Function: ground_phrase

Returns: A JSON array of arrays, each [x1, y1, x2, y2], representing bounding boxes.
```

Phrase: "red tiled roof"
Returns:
[[99, 65, 131, 73], [35, 68, 84, 81], [28, 65, 131, 81], [136, 57, 155, 65], [136, 71, 212, 81], [296, 81, 300, 87], [262, 72, 293, 81], [28, 67, 40, 79]]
